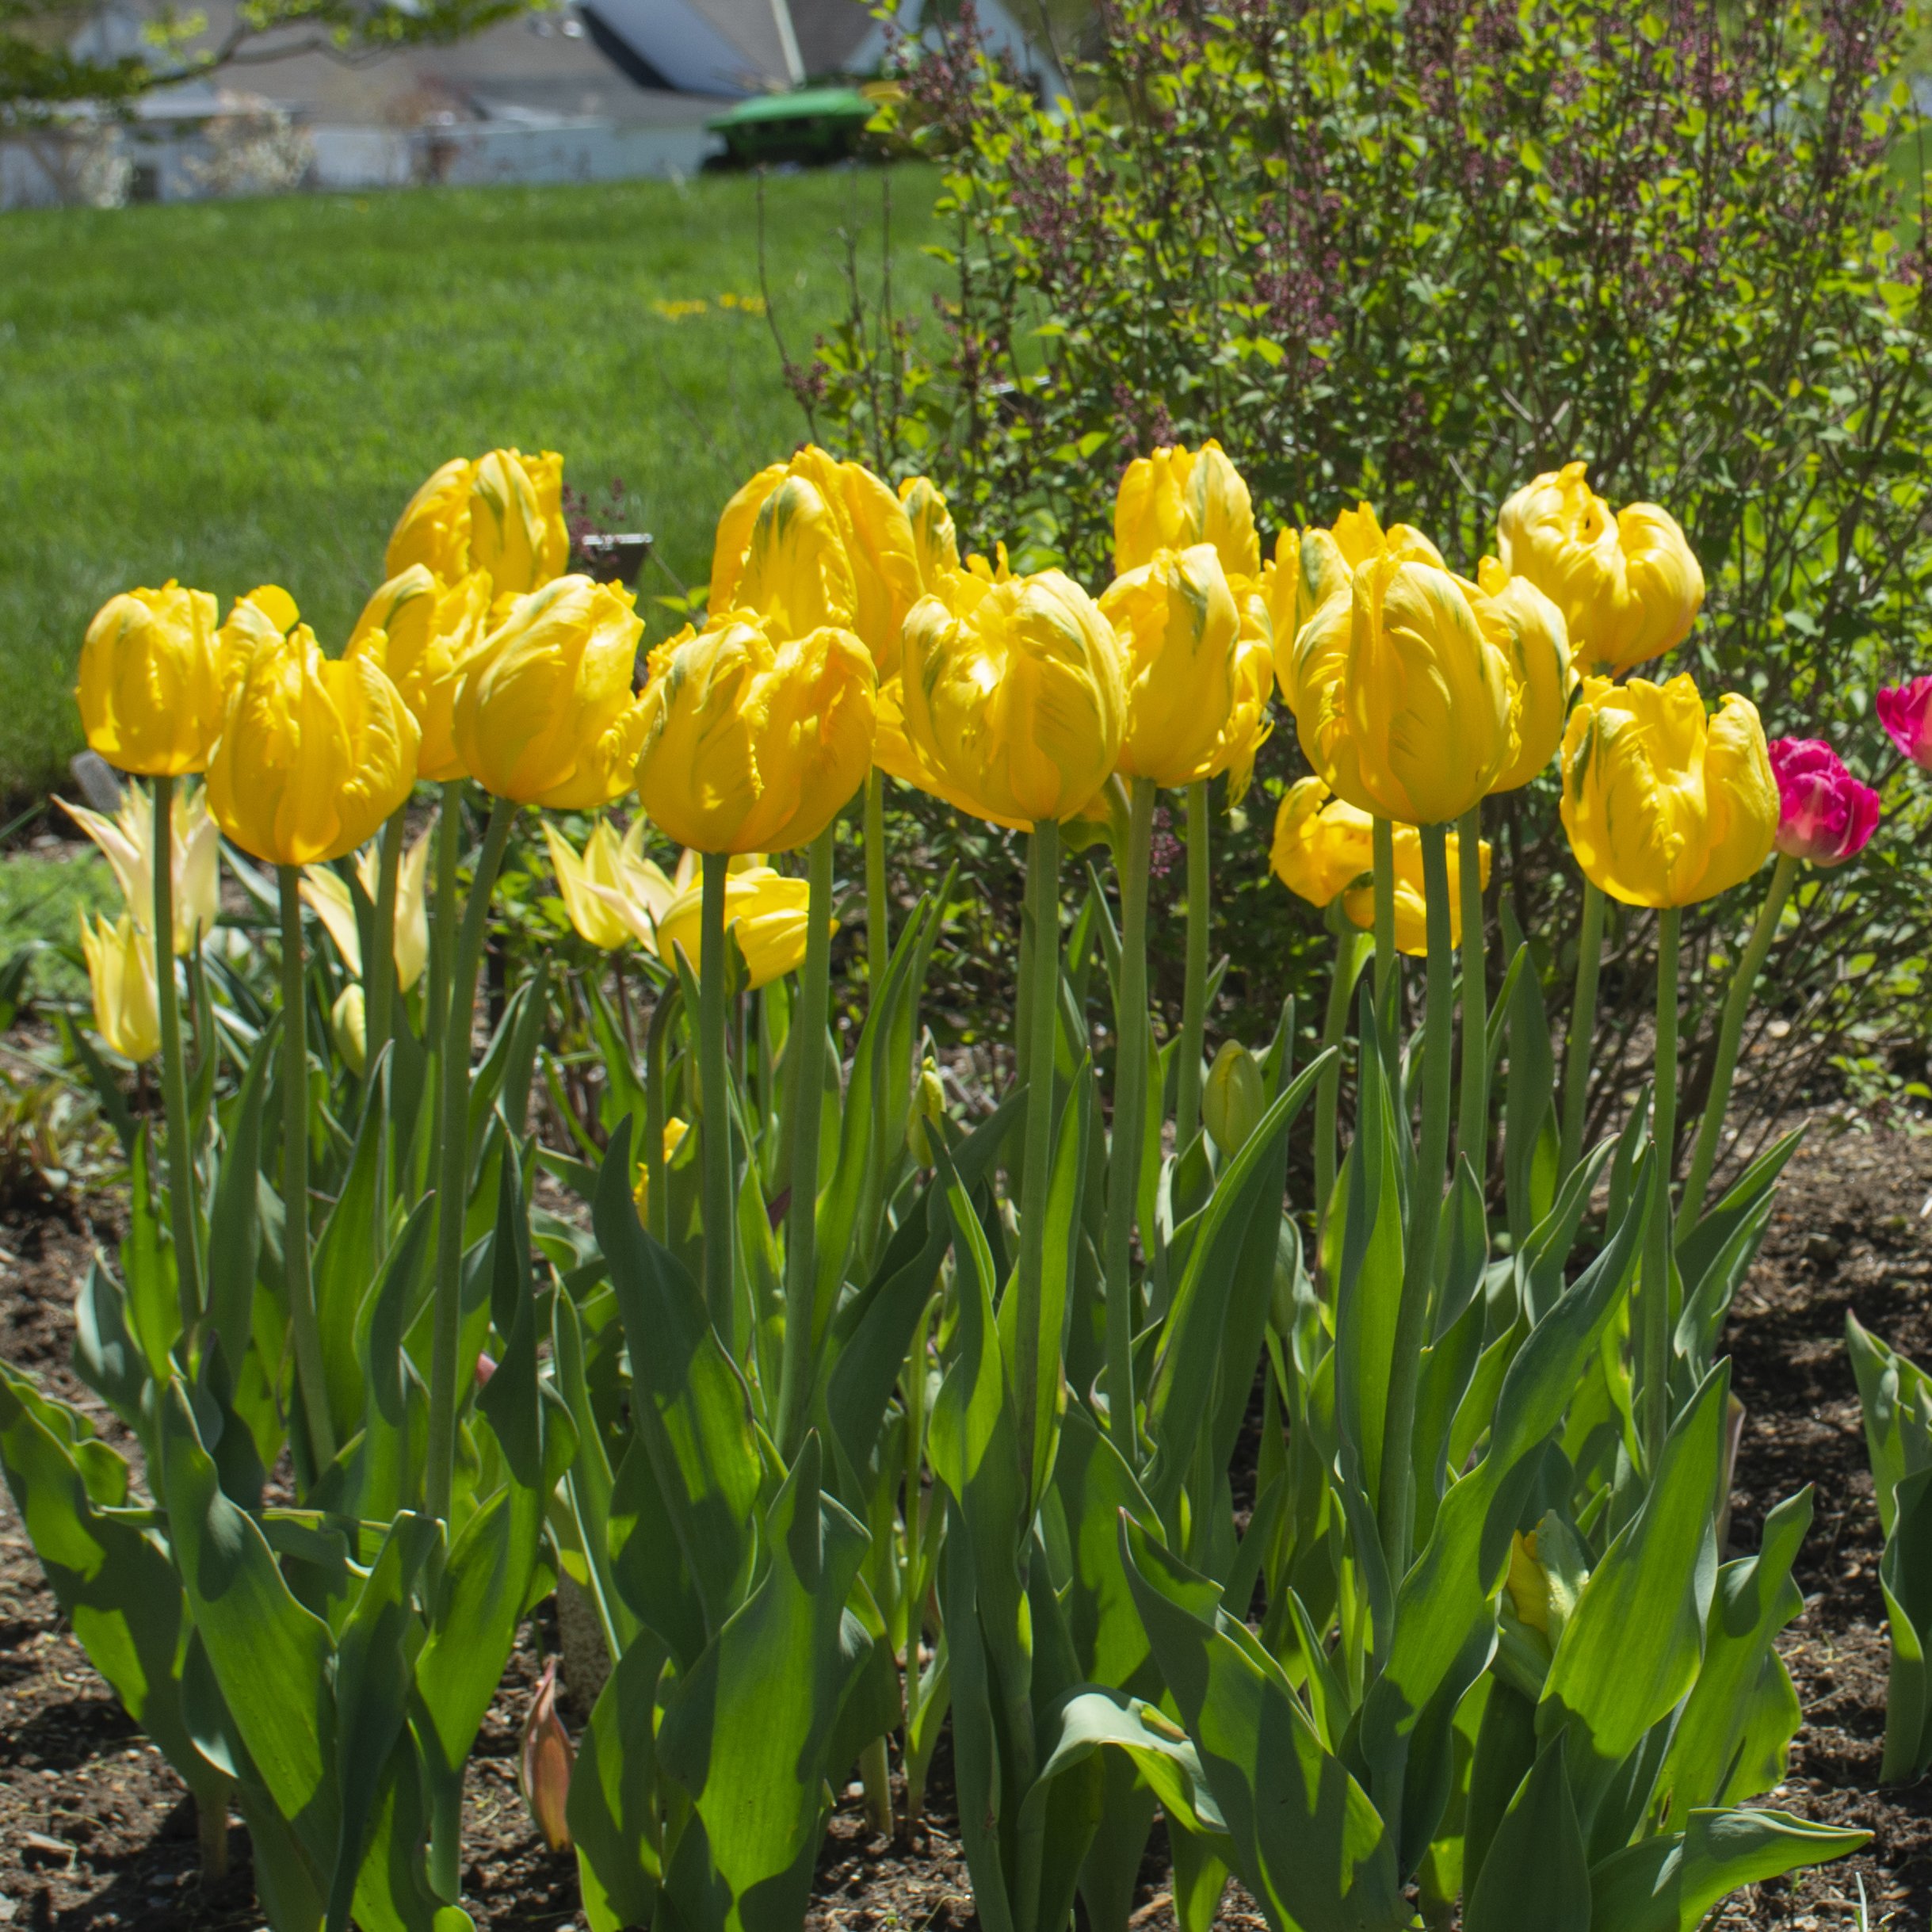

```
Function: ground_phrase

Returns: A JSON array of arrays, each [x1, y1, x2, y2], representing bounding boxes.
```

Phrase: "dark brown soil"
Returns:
[[3, 1114, 1929, 1931]]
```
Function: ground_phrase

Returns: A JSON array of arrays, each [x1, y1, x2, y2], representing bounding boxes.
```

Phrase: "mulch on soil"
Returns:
[[2, 1113, 1929, 1931]]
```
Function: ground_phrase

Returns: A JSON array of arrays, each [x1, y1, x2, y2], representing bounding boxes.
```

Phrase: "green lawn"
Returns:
[[0, 166, 948, 799]]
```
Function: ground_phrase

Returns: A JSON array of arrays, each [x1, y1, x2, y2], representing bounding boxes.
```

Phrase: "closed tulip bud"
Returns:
[[1561, 674, 1777, 908], [59, 781, 220, 956], [900, 475, 961, 593], [898, 568, 1127, 829], [1505, 1530, 1553, 1636], [1292, 545, 1516, 826], [330, 983, 368, 1077], [1202, 1040, 1264, 1157], [346, 567, 493, 785], [544, 816, 674, 950], [208, 628, 419, 868], [632, 1116, 692, 1223], [1877, 676, 1932, 771], [79, 911, 160, 1062], [517, 1657, 575, 1854], [1113, 441, 1260, 582], [1498, 461, 1703, 675], [907, 1056, 948, 1166], [453, 576, 647, 810], [654, 865, 820, 989], [1470, 557, 1573, 792], [1102, 544, 1240, 789], [386, 449, 568, 594], [635, 610, 876, 854], [78, 582, 225, 777], [1769, 739, 1880, 866]]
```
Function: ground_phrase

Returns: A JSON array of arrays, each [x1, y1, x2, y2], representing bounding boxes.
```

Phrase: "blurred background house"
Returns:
[[0, 0, 1062, 207]]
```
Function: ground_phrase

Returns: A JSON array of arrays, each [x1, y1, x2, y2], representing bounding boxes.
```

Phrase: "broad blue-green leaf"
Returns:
[[205, 1021, 273, 1378], [569, 1632, 669, 1932], [1586, 1809, 1869, 1931], [311, 1075, 386, 1443], [1846, 1312, 1932, 1537], [1023, 1687, 1229, 1843], [1502, 957, 1557, 1247], [71, 1257, 146, 1429], [1673, 1128, 1802, 1285], [1881, 1464, 1932, 1781], [1463, 1739, 1587, 1932], [120, 1131, 180, 1383]]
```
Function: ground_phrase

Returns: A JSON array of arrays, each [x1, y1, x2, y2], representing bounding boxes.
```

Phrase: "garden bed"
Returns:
[[1, 1110, 1926, 1932]]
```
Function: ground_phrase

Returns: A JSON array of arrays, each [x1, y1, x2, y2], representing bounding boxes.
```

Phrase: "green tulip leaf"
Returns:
[[1462, 1738, 1588, 1932]]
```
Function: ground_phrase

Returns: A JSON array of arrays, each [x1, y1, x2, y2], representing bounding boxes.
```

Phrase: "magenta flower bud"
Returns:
[[1768, 738, 1880, 866], [1877, 676, 1932, 770], [475, 1351, 498, 1388]]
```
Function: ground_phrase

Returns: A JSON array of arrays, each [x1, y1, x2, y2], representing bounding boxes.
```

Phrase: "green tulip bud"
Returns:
[[1202, 1040, 1263, 1158]]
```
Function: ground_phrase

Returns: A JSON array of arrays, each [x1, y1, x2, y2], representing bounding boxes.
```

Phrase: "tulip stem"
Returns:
[[1639, 907, 1682, 1473], [645, 985, 681, 1247], [1016, 818, 1062, 1505], [425, 794, 517, 1525], [426, 784, 463, 1184], [1315, 918, 1370, 1269], [1378, 822, 1454, 1574], [698, 851, 737, 1343], [1679, 853, 1797, 1235], [777, 827, 835, 1454], [151, 776, 202, 1335], [1372, 815, 1397, 1019], [277, 866, 335, 1478], [1176, 779, 1210, 1147], [1559, 880, 1606, 1178], [1102, 777, 1155, 1456], [1456, 803, 1488, 1174], [865, 768, 890, 990], [365, 807, 405, 1084]]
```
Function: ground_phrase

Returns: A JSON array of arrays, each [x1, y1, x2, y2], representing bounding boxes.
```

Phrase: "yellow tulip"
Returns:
[[900, 475, 961, 594], [1469, 557, 1573, 792], [897, 568, 1127, 829], [216, 582, 300, 664], [77, 582, 225, 777], [632, 1117, 692, 1223], [1270, 506, 1445, 709], [543, 816, 676, 950], [707, 463, 787, 615], [1560, 673, 1776, 909], [346, 567, 494, 785], [79, 911, 160, 1061], [1497, 461, 1704, 675], [1270, 777, 1489, 954], [298, 824, 432, 989], [1101, 544, 1240, 789], [207, 627, 420, 868], [1205, 607, 1277, 804], [726, 471, 858, 643], [1506, 1531, 1552, 1636], [1113, 441, 1260, 582], [59, 781, 220, 955], [1290, 543, 1515, 825], [654, 865, 821, 989], [634, 611, 877, 854], [385, 449, 569, 595], [330, 983, 368, 1078], [452, 576, 648, 810]]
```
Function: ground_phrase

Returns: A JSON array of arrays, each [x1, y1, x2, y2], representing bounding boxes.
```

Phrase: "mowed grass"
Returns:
[[0, 166, 948, 799]]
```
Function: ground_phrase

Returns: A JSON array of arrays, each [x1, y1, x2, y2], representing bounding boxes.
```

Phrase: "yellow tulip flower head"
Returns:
[[632, 1116, 692, 1223], [1207, 617, 1277, 805], [1101, 544, 1240, 790], [1498, 461, 1704, 676], [347, 567, 494, 785], [77, 582, 225, 777], [208, 626, 421, 869], [298, 825, 432, 991], [385, 449, 568, 596], [1113, 441, 1260, 582], [898, 568, 1128, 830], [1469, 557, 1574, 792], [1291, 543, 1517, 826], [899, 475, 962, 594], [79, 911, 161, 1062], [59, 781, 220, 956], [708, 463, 788, 615], [654, 865, 819, 989], [635, 610, 877, 855], [543, 816, 673, 950], [1560, 673, 1776, 909], [452, 576, 648, 810]]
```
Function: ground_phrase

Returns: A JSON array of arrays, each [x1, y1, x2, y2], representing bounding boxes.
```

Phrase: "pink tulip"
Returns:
[[1768, 738, 1880, 865], [1877, 676, 1932, 769], [475, 1351, 498, 1388]]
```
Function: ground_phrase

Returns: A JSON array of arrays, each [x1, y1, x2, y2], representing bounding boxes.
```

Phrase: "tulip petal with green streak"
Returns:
[[79, 911, 160, 1061], [59, 782, 220, 956], [1292, 545, 1516, 826], [653, 865, 821, 989], [77, 582, 225, 778], [897, 567, 1127, 828], [453, 575, 649, 810], [1560, 672, 1777, 908], [1205, 605, 1277, 804], [1102, 543, 1240, 790], [634, 611, 877, 854], [1469, 556, 1573, 792], [543, 816, 674, 950], [1113, 439, 1260, 582], [899, 475, 961, 593], [385, 448, 569, 594], [346, 566, 494, 784], [207, 626, 420, 867], [1498, 460, 1705, 675]]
